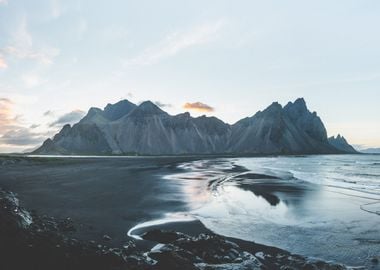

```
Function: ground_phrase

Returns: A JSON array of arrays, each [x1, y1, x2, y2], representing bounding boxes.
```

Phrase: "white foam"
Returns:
[[127, 213, 197, 240]]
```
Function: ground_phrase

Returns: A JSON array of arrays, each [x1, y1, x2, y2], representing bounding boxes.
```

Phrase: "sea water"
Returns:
[[166, 155, 380, 268]]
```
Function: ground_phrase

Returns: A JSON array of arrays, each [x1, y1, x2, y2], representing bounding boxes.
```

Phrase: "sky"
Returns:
[[0, 0, 380, 152]]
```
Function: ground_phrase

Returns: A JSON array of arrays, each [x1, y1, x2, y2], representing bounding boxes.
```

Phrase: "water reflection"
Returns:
[[237, 183, 281, 206], [165, 159, 301, 224], [167, 156, 380, 267]]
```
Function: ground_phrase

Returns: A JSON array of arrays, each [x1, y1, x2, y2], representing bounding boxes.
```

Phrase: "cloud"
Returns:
[[0, 17, 60, 66], [0, 97, 47, 151], [0, 97, 12, 103], [50, 110, 85, 127], [30, 124, 40, 129], [0, 98, 16, 134], [0, 0, 7, 5], [155, 101, 172, 108], [183, 102, 214, 112], [0, 55, 7, 69], [4, 46, 60, 65], [124, 20, 225, 67], [0, 128, 45, 146], [43, 110, 55, 117], [119, 92, 134, 100], [0, 98, 42, 146]]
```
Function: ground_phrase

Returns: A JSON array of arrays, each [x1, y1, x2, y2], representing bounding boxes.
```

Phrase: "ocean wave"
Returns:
[[127, 213, 196, 240]]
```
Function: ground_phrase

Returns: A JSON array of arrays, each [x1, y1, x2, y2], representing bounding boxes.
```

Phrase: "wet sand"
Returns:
[[0, 156, 200, 246], [0, 155, 379, 269]]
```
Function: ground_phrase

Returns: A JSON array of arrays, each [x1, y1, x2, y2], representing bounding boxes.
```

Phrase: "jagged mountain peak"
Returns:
[[104, 99, 134, 109], [33, 98, 356, 155], [329, 134, 349, 144], [103, 99, 137, 121], [328, 134, 357, 153], [283, 98, 327, 143], [139, 100, 160, 109], [129, 101, 168, 117], [255, 101, 283, 118], [284, 97, 308, 114], [177, 112, 191, 118], [294, 97, 306, 106], [267, 101, 282, 110], [80, 107, 107, 125], [87, 107, 102, 116]]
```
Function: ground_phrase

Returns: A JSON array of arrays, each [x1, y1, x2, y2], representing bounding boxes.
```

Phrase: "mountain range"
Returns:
[[360, 148, 380, 154], [33, 98, 357, 155]]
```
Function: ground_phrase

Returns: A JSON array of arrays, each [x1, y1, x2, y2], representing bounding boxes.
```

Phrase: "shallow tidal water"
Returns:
[[164, 155, 380, 268]]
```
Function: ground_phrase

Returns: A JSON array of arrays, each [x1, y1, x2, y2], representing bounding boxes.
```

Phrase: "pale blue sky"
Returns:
[[0, 0, 379, 152]]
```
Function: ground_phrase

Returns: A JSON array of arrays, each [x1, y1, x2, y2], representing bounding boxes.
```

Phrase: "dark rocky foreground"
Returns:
[[0, 188, 351, 270]]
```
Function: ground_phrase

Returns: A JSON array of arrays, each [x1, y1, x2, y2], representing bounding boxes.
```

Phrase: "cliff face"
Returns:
[[33, 98, 354, 155], [229, 98, 336, 154]]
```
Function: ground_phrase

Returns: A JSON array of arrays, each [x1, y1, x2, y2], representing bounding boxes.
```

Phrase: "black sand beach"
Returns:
[[0, 156, 201, 246], [0, 155, 377, 269]]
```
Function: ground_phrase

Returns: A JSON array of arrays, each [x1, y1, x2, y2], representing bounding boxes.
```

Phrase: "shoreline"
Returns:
[[0, 152, 368, 160], [0, 187, 351, 269], [0, 155, 379, 269], [162, 156, 380, 267]]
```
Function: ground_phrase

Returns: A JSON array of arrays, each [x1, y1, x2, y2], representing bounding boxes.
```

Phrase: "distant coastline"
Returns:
[[0, 152, 365, 160]]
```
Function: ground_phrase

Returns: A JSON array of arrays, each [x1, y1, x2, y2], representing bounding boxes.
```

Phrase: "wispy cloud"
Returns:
[[155, 101, 172, 108], [0, 99, 72, 152], [0, 97, 45, 149], [49, 110, 85, 127], [0, 128, 45, 146], [0, 54, 7, 69], [0, 0, 8, 5], [0, 98, 15, 134], [0, 105, 86, 152], [183, 102, 214, 112], [0, 17, 60, 66], [4, 46, 60, 65], [124, 20, 225, 67], [43, 110, 55, 117]]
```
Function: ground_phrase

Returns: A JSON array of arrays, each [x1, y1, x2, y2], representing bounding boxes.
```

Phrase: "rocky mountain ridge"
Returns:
[[33, 98, 356, 155], [328, 134, 357, 153]]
